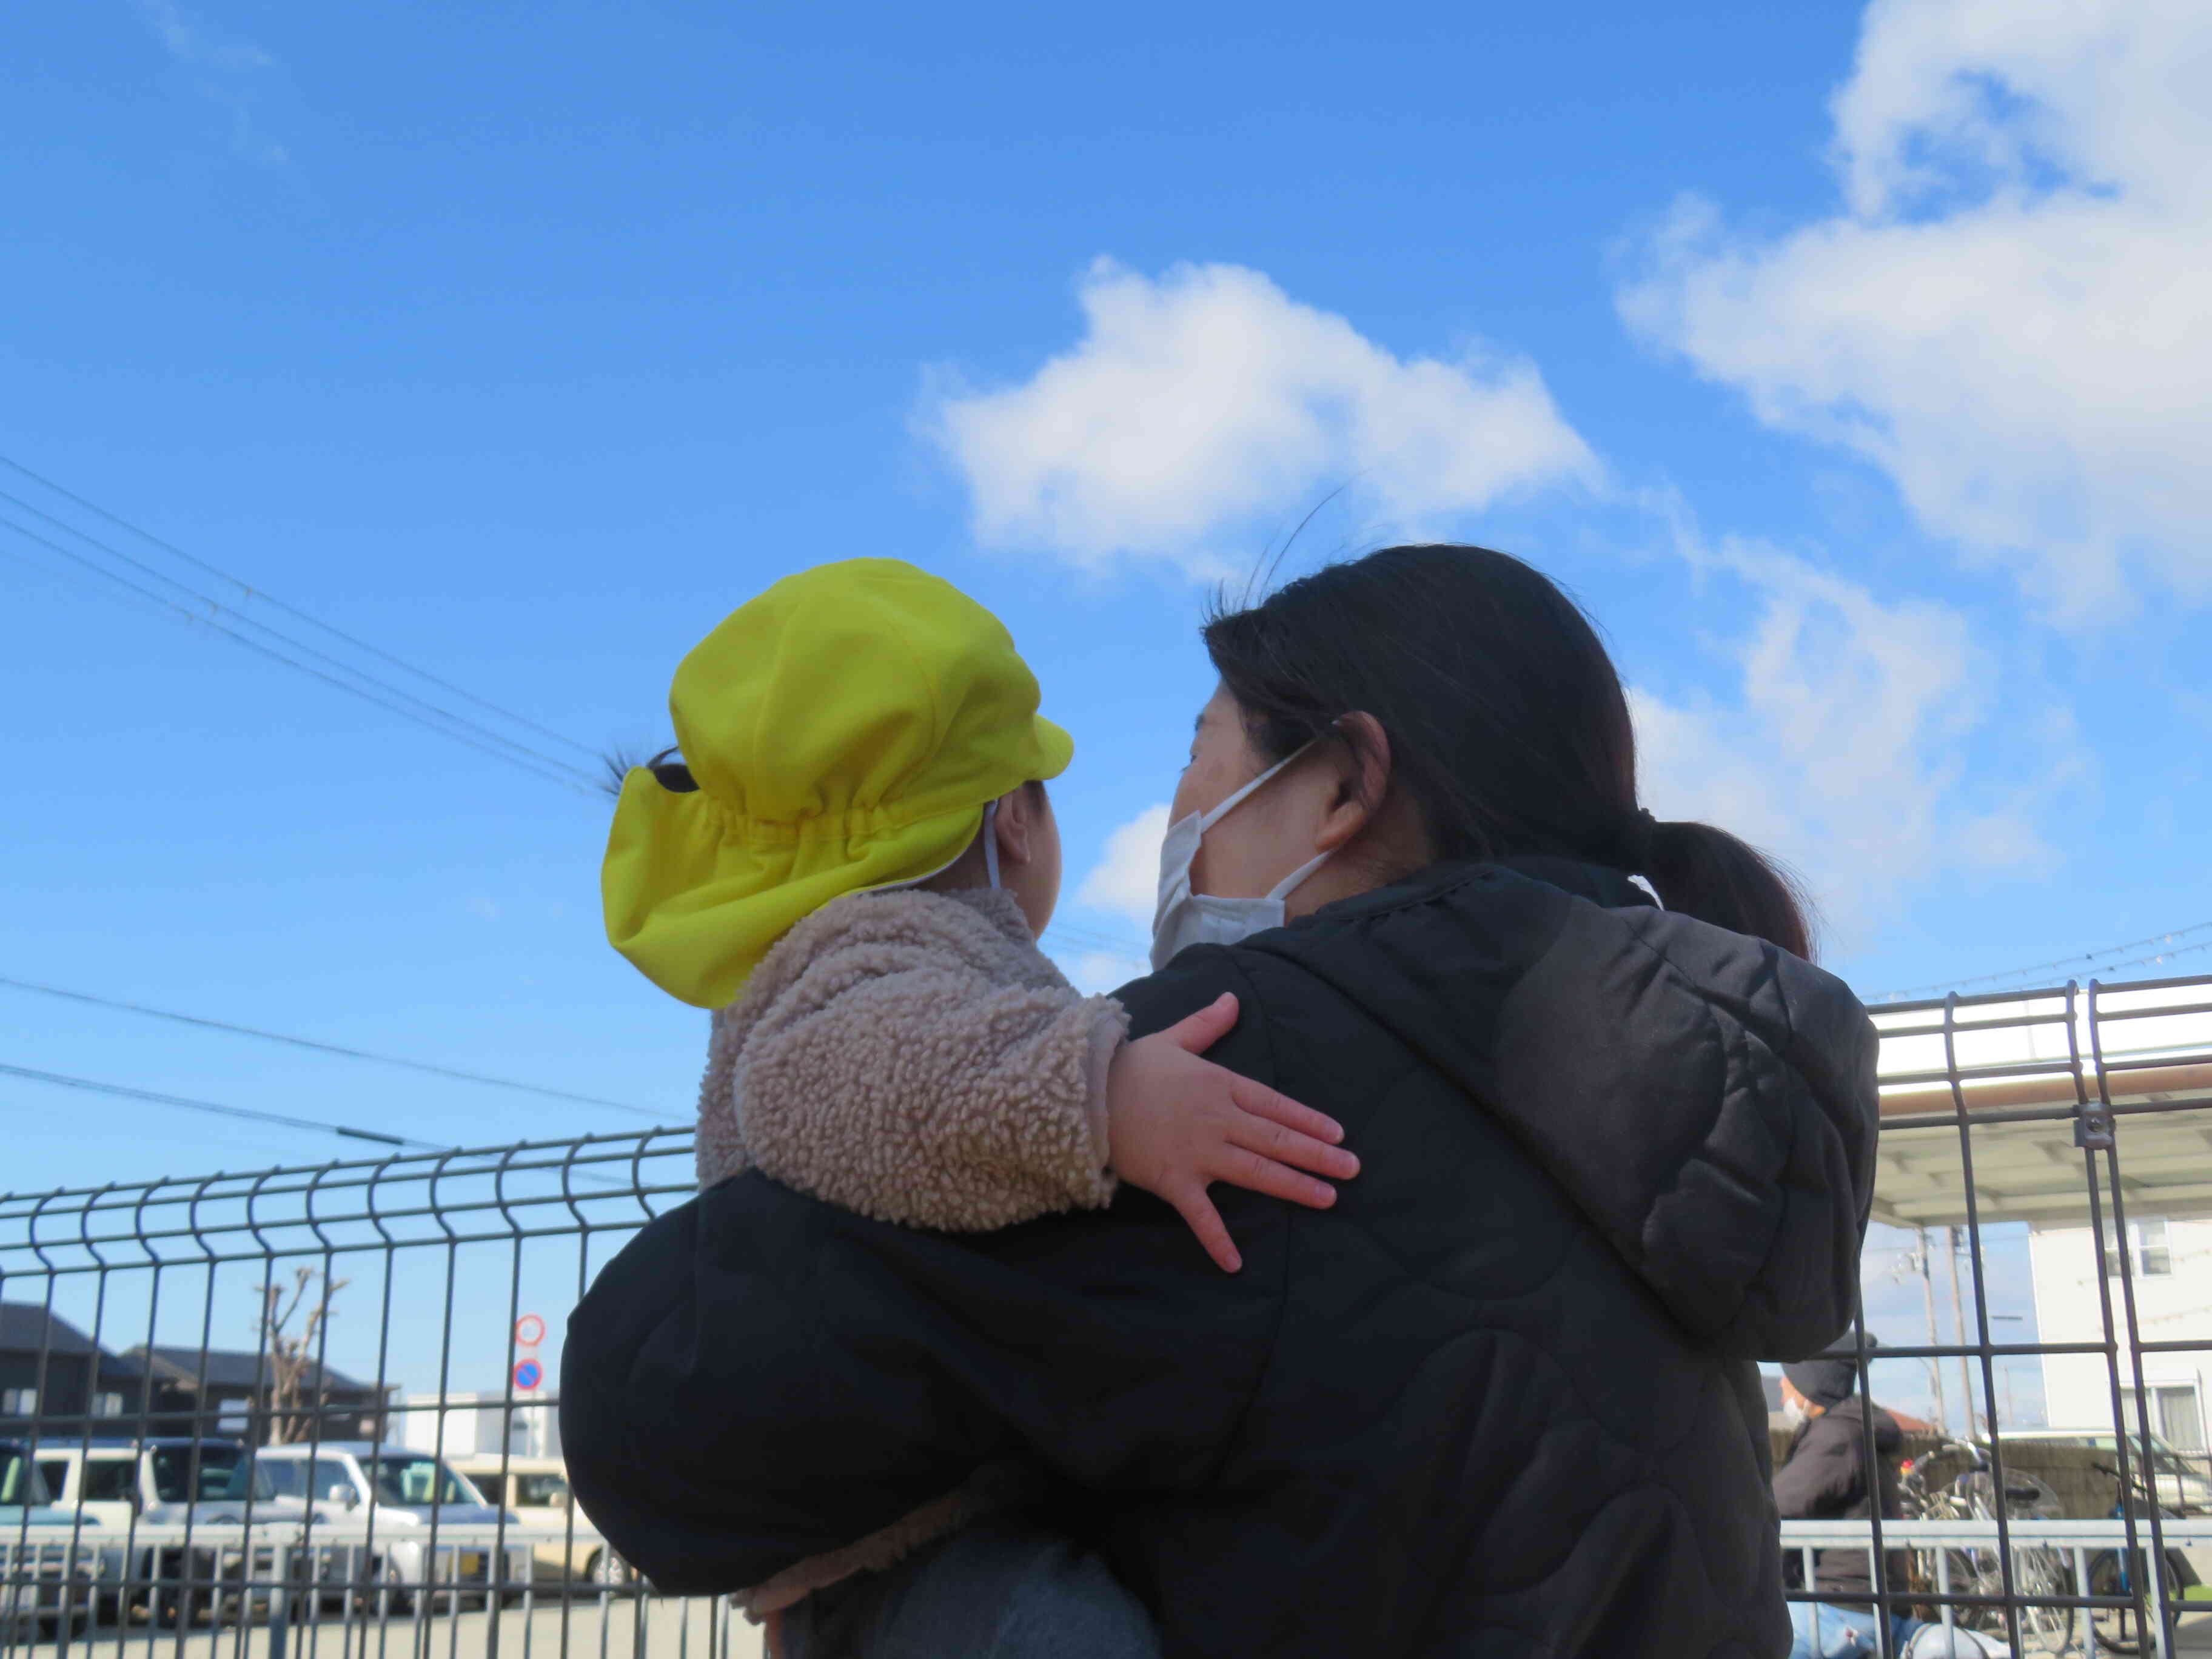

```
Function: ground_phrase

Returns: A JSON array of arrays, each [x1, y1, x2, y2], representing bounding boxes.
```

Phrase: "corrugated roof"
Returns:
[[1869, 979, 2212, 1230]]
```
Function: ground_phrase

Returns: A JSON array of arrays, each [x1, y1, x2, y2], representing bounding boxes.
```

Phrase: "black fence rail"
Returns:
[[0, 1134, 711, 1659], [3, 973, 2210, 1658], [1832, 974, 2212, 1657]]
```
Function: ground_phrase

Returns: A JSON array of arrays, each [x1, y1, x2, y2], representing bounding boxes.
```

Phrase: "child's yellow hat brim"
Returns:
[[601, 559, 1074, 1009]]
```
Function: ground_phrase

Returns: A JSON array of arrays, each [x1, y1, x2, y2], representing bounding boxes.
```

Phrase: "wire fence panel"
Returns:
[[0, 1133, 736, 1659], [5, 973, 2211, 1657], [1822, 974, 2212, 1657]]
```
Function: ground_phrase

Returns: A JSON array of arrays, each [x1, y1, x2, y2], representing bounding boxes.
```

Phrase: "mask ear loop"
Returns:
[[982, 800, 1002, 890]]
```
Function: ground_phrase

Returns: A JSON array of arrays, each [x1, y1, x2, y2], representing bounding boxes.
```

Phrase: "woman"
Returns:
[[561, 545, 1881, 1658]]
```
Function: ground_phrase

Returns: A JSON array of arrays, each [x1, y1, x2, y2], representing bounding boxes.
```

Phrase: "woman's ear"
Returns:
[[1312, 714, 1390, 854]]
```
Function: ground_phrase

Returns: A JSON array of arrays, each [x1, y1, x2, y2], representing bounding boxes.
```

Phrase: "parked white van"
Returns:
[[30, 1439, 249, 1620], [446, 1455, 628, 1585], [33, 1438, 258, 1529], [0, 1439, 103, 1638], [243, 1442, 529, 1605]]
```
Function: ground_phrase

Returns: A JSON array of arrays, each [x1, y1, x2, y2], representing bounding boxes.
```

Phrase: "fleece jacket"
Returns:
[[691, 883, 1129, 1613]]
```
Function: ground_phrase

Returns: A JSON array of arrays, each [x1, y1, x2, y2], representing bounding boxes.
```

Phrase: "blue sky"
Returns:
[[5, 0, 2210, 1413]]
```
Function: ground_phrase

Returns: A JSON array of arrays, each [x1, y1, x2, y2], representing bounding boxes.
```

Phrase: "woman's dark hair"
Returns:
[[1202, 544, 1816, 960]]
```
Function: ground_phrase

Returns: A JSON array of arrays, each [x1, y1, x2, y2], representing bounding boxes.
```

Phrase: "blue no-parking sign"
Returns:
[[513, 1358, 543, 1392]]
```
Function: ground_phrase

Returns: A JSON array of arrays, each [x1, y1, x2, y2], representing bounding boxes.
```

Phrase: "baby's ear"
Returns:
[[994, 787, 1035, 863]]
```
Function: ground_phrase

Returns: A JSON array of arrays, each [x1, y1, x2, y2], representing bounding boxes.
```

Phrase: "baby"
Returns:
[[599, 557, 1356, 1646]]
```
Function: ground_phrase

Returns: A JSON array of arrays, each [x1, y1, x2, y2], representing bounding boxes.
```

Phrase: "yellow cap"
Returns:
[[602, 558, 1074, 1008]]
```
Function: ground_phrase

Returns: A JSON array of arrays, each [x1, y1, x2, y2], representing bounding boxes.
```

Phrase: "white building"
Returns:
[[1868, 978, 2212, 1458], [2028, 1215, 2208, 1453], [398, 1390, 561, 1460]]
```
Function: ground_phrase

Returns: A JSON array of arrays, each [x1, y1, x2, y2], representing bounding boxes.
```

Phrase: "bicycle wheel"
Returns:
[[1914, 1495, 1988, 1629], [1932, 1548, 2070, 1652], [2004, 1546, 2078, 1655], [2087, 1547, 2182, 1655]]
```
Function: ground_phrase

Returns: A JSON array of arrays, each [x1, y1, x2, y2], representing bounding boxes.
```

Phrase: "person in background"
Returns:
[[1775, 1342, 2006, 1658]]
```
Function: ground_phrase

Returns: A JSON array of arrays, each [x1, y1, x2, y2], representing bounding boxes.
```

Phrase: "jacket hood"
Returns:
[[1246, 856, 1880, 1361]]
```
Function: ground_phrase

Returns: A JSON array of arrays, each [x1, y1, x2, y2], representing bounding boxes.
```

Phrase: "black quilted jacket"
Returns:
[[561, 857, 1880, 1658]]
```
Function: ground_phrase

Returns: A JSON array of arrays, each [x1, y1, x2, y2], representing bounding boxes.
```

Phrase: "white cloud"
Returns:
[[1075, 803, 1170, 928], [1618, 0, 2212, 620], [1630, 521, 2082, 944], [1048, 950, 1150, 997], [927, 260, 1598, 577], [137, 0, 289, 165], [139, 0, 273, 70]]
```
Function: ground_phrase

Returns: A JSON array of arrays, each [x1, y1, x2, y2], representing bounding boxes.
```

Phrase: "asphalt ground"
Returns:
[[4, 1594, 761, 1659], [8, 1594, 2209, 1657]]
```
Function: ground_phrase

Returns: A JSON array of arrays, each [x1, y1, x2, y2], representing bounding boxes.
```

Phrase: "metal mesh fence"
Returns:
[[4, 972, 2210, 1657], [0, 1134, 724, 1659], [1819, 974, 2212, 1656]]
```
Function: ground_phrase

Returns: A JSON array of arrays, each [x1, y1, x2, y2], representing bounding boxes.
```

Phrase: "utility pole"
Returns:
[[1912, 1227, 1948, 1434], [1947, 1225, 1978, 1440], [1989, 1313, 2028, 1434]]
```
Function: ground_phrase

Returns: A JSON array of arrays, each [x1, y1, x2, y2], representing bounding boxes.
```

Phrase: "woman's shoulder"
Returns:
[[1111, 946, 1265, 1037]]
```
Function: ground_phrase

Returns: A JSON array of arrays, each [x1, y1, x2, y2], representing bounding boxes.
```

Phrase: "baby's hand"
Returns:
[[1106, 992, 1359, 1273]]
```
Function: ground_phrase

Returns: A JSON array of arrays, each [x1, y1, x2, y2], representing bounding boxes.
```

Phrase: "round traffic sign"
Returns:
[[513, 1358, 544, 1392], [514, 1314, 546, 1348]]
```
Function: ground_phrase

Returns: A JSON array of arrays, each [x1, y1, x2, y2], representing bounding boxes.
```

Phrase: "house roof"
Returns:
[[2, 1311, 372, 1395], [0, 1304, 147, 1378], [124, 1346, 374, 1395], [0, 1302, 100, 1355]]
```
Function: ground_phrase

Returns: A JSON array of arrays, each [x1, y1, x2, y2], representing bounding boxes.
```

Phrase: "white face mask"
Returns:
[[1151, 745, 1330, 971], [1781, 1394, 1809, 1430]]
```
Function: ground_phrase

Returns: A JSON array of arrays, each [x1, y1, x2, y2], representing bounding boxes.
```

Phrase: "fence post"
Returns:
[[269, 1537, 291, 1659]]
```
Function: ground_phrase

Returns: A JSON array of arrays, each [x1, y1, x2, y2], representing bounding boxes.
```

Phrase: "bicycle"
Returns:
[[2079, 1460, 2200, 1656], [1898, 1441, 2074, 1655]]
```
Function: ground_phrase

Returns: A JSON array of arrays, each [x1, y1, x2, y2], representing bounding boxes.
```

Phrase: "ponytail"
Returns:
[[1641, 818, 1816, 964]]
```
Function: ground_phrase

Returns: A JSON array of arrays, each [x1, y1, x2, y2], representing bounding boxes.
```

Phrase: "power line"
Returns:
[[0, 465, 608, 795], [1044, 926, 1148, 954], [0, 974, 672, 1122], [1, 510, 603, 797], [0, 1061, 637, 1190], [0, 454, 602, 760], [1872, 920, 2212, 1003], [0, 486, 605, 789], [1042, 925, 1150, 964], [1042, 915, 1153, 953], [0, 506, 604, 794], [0, 1061, 443, 1150]]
